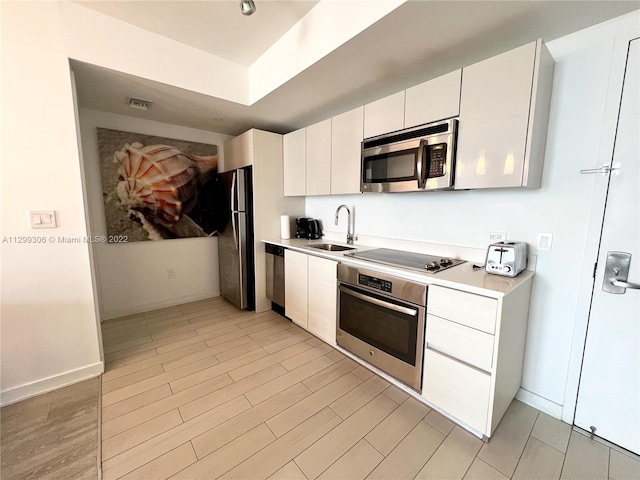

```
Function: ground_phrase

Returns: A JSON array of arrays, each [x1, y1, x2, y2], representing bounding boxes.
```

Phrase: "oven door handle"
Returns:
[[339, 284, 418, 316]]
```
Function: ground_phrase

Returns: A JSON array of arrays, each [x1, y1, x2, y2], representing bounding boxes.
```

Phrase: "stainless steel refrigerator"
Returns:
[[218, 166, 255, 310]]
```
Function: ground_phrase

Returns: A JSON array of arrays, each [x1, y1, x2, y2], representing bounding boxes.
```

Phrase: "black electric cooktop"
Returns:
[[345, 248, 465, 274]]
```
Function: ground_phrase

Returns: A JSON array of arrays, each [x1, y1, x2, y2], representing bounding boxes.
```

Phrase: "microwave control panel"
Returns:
[[428, 143, 447, 178], [358, 274, 392, 293]]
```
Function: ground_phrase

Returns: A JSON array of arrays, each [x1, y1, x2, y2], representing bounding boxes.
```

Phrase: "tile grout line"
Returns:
[[606, 441, 611, 480], [572, 425, 639, 461], [297, 390, 404, 479], [109, 399, 237, 467], [104, 336, 306, 428], [558, 430, 573, 479], [98, 374, 103, 480], [530, 431, 571, 456], [210, 376, 362, 477], [509, 410, 541, 479]]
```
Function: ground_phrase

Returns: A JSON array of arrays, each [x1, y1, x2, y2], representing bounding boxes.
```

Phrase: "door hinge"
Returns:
[[593, 262, 598, 279]]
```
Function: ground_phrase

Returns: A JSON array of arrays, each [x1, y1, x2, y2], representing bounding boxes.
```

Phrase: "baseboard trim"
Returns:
[[516, 387, 564, 419], [0, 362, 104, 407], [101, 290, 221, 321]]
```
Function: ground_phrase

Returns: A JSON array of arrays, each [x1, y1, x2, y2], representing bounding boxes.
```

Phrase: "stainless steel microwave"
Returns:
[[361, 118, 458, 193]]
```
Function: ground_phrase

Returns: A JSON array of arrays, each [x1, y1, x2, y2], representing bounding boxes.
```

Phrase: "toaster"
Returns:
[[485, 242, 527, 277]]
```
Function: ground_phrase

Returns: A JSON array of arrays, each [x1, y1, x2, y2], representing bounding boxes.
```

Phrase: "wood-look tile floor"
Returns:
[[3, 296, 639, 480], [0, 377, 100, 480]]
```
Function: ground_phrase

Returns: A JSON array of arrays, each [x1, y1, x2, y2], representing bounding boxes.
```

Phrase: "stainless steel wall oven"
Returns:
[[336, 263, 427, 391]]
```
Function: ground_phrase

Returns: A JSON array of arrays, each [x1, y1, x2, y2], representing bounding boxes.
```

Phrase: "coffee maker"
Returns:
[[295, 217, 322, 239]]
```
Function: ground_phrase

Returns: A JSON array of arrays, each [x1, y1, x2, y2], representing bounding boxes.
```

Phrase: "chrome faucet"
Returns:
[[335, 204, 356, 245]]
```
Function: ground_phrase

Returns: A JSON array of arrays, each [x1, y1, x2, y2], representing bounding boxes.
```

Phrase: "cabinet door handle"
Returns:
[[425, 346, 491, 375]]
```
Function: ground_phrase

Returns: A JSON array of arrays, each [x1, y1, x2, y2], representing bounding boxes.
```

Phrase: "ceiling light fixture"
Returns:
[[240, 0, 256, 16]]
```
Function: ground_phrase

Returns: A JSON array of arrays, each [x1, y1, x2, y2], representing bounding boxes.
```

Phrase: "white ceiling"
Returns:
[[73, 0, 319, 66], [72, 1, 640, 137]]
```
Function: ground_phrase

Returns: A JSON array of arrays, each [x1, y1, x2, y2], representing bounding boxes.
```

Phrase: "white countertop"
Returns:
[[263, 238, 533, 298]]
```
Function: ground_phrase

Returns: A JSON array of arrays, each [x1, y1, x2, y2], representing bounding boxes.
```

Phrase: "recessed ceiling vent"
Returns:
[[127, 96, 152, 110]]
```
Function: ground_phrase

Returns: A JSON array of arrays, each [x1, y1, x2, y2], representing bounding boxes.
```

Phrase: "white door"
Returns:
[[575, 38, 640, 455]]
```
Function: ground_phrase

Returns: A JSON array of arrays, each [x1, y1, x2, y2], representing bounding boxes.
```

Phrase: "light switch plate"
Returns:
[[537, 232, 553, 251], [30, 210, 57, 229]]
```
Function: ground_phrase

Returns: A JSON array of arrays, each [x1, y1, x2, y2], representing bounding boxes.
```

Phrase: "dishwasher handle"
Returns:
[[265, 243, 285, 257]]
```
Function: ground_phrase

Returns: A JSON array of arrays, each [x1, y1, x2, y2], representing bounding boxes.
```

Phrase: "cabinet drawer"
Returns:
[[422, 348, 491, 433], [426, 315, 494, 371], [428, 285, 497, 334]]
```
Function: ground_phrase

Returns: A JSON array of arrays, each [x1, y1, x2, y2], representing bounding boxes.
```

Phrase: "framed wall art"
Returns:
[[96, 128, 226, 242]]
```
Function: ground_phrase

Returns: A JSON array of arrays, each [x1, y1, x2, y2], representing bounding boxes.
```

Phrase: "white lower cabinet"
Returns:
[[284, 249, 533, 439], [426, 314, 494, 371], [307, 255, 338, 345], [423, 349, 491, 433], [422, 282, 532, 438], [284, 250, 337, 343], [284, 250, 308, 328]]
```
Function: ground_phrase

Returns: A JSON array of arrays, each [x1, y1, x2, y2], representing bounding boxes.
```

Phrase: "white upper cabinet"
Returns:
[[306, 119, 332, 196], [283, 39, 553, 195], [331, 106, 364, 195], [404, 70, 462, 128], [455, 40, 554, 190], [364, 91, 405, 138], [283, 127, 306, 196]]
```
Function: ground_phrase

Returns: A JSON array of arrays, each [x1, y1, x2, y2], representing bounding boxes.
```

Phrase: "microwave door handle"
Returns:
[[416, 139, 427, 189]]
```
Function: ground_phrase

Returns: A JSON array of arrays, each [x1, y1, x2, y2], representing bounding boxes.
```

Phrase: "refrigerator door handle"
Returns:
[[232, 211, 239, 250], [230, 171, 237, 212]]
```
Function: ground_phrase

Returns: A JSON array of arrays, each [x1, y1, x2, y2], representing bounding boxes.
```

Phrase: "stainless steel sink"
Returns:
[[308, 243, 355, 252]]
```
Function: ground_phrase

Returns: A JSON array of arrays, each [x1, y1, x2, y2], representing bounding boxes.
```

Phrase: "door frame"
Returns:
[[562, 26, 640, 424]]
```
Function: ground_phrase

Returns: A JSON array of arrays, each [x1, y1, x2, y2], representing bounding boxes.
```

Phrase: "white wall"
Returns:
[[0, 1, 240, 404], [0, 3, 103, 404], [306, 13, 639, 417], [78, 109, 231, 319]]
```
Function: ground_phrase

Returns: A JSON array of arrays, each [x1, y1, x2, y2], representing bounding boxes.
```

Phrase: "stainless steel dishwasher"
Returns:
[[265, 243, 285, 313]]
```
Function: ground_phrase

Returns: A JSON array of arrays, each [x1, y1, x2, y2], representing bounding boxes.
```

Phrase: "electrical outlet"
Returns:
[[489, 232, 507, 243], [167, 268, 175, 280]]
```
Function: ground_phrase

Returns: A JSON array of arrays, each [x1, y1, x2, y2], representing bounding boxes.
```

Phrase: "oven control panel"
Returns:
[[358, 274, 392, 293]]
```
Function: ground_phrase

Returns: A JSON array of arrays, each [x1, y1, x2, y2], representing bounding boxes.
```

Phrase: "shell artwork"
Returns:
[[114, 142, 218, 237]]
